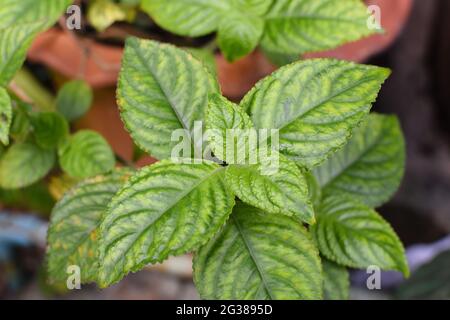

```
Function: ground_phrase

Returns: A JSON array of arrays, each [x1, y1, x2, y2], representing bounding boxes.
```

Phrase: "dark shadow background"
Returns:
[[370, 0, 450, 244]]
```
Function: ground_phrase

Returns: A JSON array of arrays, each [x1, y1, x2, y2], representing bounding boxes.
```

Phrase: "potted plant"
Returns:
[[1, 0, 410, 300]]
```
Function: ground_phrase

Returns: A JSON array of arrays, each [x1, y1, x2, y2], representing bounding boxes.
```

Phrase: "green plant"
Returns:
[[0, 80, 115, 189], [45, 38, 409, 299], [141, 0, 379, 63], [0, 1, 115, 197], [0, 0, 408, 300]]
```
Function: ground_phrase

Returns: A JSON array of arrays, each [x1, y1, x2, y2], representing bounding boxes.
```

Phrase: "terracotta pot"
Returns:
[[28, 29, 123, 89]]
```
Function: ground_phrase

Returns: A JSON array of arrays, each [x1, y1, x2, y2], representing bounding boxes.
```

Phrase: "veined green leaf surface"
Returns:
[[241, 59, 390, 168], [58, 130, 115, 179], [0, 0, 73, 29], [98, 160, 235, 287], [304, 170, 322, 207], [261, 0, 375, 56], [0, 0, 72, 86], [117, 38, 219, 160], [0, 22, 44, 87], [9, 100, 32, 142], [30, 112, 69, 149], [141, 0, 226, 37], [322, 259, 349, 300], [183, 48, 218, 78], [313, 113, 405, 207], [141, 0, 272, 37], [47, 169, 131, 284], [194, 203, 322, 299], [311, 196, 409, 276], [217, 13, 264, 62], [0, 88, 12, 145], [0, 142, 55, 189], [225, 155, 314, 224], [56, 80, 93, 122], [205, 93, 254, 164]]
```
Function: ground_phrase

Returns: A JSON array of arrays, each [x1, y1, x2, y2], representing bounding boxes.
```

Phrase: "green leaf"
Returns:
[[56, 80, 93, 122], [0, 142, 55, 189], [0, 0, 72, 86], [30, 112, 69, 149], [98, 160, 235, 287], [58, 130, 115, 179], [304, 170, 322, 207], [322, 259, 349, 300], [184, 48, 218, 78], [0, 0, 73, 30], [193, 203, 323, 299], [142, 0, 271, 37], [9, 100, 32, 142], [395, 250, 450, 300], [0, 22, 44, 87], [0, 88, 12, 145], [313, 113, 405, 208], [225, 155, 315, 224], [205, 93, 254, 164], [261, 0, 376, 57], [141, 0, 225, 37], [117, 38, 219, 160], [217, 13, 264, 62], [240, 59, 391, 168], [47, 169, 131, 284], [311, 195, 409, 276]]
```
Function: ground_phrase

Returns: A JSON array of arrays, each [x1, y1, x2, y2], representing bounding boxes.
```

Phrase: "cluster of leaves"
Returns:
[[0, 0, 71, 146], [141, 0, 378, 63], [0, 80, 115, 190], [84, 0, 379, 64], [46, 39, 409, 299], [0, 1, 115, 195]]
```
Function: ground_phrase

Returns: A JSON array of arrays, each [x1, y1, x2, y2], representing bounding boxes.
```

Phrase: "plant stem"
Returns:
[[202, 39, 218, 53], [10, 68, 55, 112], [115, 154, 135, 168]]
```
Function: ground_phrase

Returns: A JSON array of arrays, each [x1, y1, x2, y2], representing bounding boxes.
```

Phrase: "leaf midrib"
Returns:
[[232, 215, 275, 300], [132, 42, 191, 133], [104, 165, 226, 264], [276, 75, 378, 133]]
